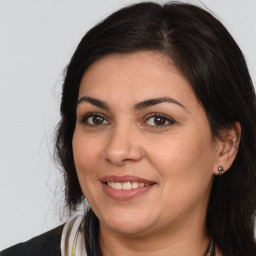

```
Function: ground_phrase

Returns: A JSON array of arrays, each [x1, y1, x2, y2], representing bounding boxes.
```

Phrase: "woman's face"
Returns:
[[73, 51, 221, 237]]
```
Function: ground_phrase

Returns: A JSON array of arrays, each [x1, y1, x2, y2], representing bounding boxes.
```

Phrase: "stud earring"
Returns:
[[218, 166, 225, 175]]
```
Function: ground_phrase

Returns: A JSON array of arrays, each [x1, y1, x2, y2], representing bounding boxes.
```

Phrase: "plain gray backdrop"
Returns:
[[1, 0, 256, 250]]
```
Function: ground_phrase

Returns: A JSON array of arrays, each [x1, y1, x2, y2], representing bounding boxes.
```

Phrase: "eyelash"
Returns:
[[143, 113, 176, 128], [79, 112, 110, 126], [79, 112, 176, 128]]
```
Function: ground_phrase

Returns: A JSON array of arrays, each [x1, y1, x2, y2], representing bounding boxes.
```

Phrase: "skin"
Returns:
[[72, 51, 240, 256]]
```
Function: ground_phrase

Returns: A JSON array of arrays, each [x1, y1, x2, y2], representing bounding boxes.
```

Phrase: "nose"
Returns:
[[103, 125, 143, 165]]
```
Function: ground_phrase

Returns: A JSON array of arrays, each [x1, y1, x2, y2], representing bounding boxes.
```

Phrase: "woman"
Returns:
[[1, 1, 256, 256]]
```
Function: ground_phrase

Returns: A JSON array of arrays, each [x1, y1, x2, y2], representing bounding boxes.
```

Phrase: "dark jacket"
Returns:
[[0, 225, 64, 256]]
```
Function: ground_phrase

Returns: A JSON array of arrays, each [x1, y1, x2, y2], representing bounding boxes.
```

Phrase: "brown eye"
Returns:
[[143, 114, 175, 127], [153, 117, 166, 126], [92, 116, 104, 124], [80, 113, 110, 126]]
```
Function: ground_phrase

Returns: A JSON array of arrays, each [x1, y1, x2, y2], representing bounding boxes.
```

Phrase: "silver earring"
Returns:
[[218, 166, 225, 175]]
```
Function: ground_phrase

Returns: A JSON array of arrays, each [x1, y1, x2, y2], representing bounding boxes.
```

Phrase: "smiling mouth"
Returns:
[[100, 175, 156, 200], [105, 181, 150, 190]]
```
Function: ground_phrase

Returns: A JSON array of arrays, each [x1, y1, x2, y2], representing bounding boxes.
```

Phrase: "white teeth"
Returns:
[[107, 181, 148, 190], [131, 182, 139, 189], [114, 182, 122, 189], [123, 182, 132, 190]]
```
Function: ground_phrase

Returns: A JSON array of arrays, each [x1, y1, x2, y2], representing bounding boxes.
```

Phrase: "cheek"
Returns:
[[72, 136, 104, 213], [150, 138, 215, 221], [73, 131, 102, 171], [72, 131, 104, 198], [147, 130, 216, 194], [148, 135, 214, 170]]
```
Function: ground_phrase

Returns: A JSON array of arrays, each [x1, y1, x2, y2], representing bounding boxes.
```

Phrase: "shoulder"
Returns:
[[0, 224, 64, 256]]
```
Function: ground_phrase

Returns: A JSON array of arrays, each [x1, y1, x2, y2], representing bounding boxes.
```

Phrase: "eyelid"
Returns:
[[79, 112, 110, 125], [78, 112, 176, 127], [142, 113, 176, 127]]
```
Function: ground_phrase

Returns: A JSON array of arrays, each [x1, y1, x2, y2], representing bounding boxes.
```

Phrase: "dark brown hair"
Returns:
[[55, 2, 256, 255]]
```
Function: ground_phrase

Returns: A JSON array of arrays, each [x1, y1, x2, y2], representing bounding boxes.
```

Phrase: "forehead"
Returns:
[[78, 51, 195, 106]]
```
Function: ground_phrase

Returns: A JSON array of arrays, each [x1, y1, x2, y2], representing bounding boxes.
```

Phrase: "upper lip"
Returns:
[[100, 175, 156, 184]]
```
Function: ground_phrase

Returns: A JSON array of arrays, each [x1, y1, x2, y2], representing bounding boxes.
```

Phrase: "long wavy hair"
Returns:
[[55, 2, 256, 255]]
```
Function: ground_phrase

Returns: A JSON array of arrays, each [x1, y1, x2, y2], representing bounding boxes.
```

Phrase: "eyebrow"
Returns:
[[134, 97, 185, 110], [77, 96, 110, 110], [77, 96, 184, 110]]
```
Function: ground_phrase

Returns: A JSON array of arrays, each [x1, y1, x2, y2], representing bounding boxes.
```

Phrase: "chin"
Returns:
[[103, 221, 152, 237], [98, 209, 156, 236]]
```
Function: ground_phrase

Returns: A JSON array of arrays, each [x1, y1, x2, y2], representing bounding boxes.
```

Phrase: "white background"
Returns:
[[1, 0, 256, 250]]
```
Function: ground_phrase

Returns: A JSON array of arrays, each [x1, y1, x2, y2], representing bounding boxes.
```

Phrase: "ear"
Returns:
[[213, 122, 241, 175]]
